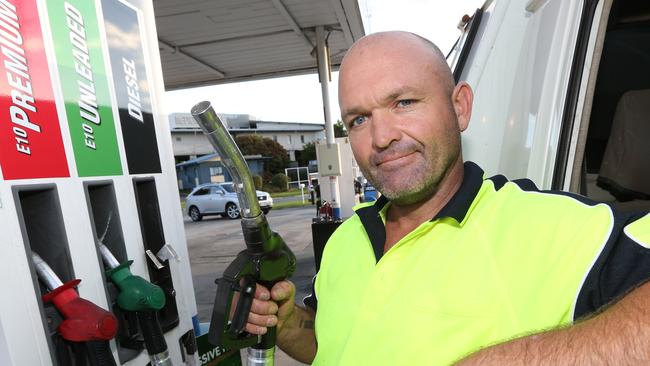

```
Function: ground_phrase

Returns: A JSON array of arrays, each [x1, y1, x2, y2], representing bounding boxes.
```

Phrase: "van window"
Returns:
[[572, 0, 650, 212], [447, 8, 483, 83]]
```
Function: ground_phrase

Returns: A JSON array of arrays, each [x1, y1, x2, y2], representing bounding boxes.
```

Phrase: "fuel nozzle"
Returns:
[[192, 101, 296, 365], [99, 243, 165, 311], [98, 243, 170, 366], [31, 252, 118, 366]]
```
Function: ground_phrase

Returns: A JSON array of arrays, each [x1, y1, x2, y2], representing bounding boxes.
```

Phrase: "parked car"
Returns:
[[186, 182, 273, 221]]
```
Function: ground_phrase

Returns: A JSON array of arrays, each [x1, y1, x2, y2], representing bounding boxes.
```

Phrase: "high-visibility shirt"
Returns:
[[311, 161, 650, 365]]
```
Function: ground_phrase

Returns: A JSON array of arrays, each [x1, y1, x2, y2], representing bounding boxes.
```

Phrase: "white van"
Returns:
[[449, 0, 650, 211]]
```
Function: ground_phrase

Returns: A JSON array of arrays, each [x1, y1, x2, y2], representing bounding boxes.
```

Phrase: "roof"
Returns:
[[154, 0, 365, 90], [169, 112, 324, 132], [255, 121, 324, 132], [176, 153, 267, 168], [175, 153, 221, 167]]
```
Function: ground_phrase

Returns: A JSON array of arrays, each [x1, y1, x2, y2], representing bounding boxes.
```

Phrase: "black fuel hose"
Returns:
[[137, 311, 168, 355]]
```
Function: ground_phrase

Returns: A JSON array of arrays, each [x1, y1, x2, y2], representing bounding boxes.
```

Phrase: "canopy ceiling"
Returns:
[[153, 0, 365, 90]]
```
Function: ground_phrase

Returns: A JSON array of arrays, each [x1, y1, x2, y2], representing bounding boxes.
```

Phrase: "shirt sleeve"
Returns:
[[302, 274, 318, 311], [574, 212, 650, 320]]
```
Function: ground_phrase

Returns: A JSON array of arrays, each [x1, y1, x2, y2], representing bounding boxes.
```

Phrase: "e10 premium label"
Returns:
[[0, 0, 69, 180]]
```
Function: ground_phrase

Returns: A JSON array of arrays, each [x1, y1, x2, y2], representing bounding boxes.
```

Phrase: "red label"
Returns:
[[0, 0, 69, 180]]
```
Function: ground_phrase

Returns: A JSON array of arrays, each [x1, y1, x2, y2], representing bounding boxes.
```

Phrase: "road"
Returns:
[[184, 205, 316, 365]]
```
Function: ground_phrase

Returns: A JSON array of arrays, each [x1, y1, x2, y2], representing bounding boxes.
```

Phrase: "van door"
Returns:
[[451, 0, 604, 189], [565, 0, 650, 211]]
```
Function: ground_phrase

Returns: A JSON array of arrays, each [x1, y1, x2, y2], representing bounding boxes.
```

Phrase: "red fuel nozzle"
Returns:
[[42, 279, 118, 342]]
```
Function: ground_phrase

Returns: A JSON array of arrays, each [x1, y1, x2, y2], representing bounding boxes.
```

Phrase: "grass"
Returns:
[[179, 190, 310, 214], [269, 189, 304, 198], [181, 198, 310, 212], [273, 200, 312, 210]]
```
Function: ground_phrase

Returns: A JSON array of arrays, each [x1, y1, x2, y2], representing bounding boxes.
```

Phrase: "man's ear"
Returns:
[[452, 81, 473, 132]]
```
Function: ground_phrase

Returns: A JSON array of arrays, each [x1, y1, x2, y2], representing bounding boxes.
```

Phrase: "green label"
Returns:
[[48, 0, 122, 176]]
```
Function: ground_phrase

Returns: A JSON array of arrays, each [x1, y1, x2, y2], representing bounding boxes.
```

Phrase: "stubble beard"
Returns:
[[364, 142, 459, 206]]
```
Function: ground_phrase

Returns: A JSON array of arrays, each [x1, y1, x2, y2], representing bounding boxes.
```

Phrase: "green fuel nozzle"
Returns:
[[105, 260, 165, 311], [192, 101, 297, 366], [98, 243, 171, 366]]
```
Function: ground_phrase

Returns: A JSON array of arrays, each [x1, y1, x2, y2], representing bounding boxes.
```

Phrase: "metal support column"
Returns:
[[316, 25, 341, 220]]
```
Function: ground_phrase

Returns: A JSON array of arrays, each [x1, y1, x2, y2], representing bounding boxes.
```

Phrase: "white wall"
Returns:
[[171, 130, 325, 160]]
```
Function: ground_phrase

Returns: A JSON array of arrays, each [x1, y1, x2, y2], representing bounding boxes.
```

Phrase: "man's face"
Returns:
[[339, 36, 464, 205]]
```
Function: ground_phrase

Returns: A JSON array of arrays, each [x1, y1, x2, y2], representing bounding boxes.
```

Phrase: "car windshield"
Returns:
[[221, 183, 235, 193]]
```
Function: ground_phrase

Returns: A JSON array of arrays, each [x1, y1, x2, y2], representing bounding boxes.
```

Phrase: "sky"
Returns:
[[163, 0, 484, 123]]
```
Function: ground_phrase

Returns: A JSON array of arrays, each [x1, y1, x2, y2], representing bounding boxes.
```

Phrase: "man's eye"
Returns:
[[397, 99, 414, 108], [350, 115, 367, 127]]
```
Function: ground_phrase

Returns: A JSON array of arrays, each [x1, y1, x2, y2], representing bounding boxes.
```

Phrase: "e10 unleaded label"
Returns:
[[47, 0, 122, 177], [102, 0, 161, 174], [0, 0, 69, 180]]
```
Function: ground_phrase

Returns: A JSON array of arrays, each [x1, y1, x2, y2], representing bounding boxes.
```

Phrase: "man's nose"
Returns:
[[371, 110, 401, 149]]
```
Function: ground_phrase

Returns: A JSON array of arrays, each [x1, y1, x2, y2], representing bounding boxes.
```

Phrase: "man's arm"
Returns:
[[456, 281, 650, 365], [245, 281, 317, 364], [276, 304, 317, 363]]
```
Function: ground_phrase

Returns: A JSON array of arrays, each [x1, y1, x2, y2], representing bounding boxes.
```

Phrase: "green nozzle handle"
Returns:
[[107, 261, 165, 312]]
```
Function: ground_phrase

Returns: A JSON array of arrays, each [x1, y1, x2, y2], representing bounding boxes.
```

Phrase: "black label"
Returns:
[[102, 0, 161, 174]]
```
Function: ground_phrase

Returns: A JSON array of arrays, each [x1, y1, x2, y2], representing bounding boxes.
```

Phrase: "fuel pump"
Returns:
[[31, 252, 118, 366], [97, 243, 172, 366], [191, 101, 296, 366]]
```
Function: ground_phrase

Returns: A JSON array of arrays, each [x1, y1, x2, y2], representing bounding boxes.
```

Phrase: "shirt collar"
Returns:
[[355, 161, 484, 263], [431, 161, 484, 223], [361, 161, 484, 223]]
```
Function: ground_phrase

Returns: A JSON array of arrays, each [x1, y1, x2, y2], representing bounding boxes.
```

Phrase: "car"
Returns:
[[186, 182, 273, 221]]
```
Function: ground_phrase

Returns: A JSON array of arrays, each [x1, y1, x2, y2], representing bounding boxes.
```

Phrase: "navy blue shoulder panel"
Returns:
[[489, 174, 650, 319], [574, 211, 650, 320], [512, 178, 538, 192], [487, 175, 508, 190]]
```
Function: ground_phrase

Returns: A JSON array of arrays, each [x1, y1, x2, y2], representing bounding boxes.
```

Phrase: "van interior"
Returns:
[[577, 0, 650, 212]]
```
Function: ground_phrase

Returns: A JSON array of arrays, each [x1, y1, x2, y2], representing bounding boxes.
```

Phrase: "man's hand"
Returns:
[[243, 281, 295, 336], [236, 279, 317, 363]]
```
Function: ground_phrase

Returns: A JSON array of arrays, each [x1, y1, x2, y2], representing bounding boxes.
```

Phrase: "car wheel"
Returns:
[[225, 203, 240, 219], [262, 208, 270, 215], [189, 206, 202, 222]]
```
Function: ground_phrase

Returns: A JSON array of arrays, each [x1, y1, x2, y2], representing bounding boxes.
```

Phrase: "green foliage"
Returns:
[[334, 120, 348, 137], [297, 142, 316, 167], [262, 171, 273, 185], [270, 173, 289, 191], [235, 135, 289, 176], [262, 185, 282, 193], [252, 175, 263, 190]]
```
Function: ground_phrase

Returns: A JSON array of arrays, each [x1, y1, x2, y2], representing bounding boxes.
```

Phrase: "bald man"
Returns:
[[244, 32, 650, 365]]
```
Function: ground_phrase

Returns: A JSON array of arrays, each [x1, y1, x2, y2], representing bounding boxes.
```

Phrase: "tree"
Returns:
[[270, 173, 289, 191], [334, 120, 348, 137], [297, 142, 316, 167], [235, 134, 289, 176]]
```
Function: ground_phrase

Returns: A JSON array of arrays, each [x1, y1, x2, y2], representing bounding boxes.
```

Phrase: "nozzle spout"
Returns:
[[191, 101, 261, 218]]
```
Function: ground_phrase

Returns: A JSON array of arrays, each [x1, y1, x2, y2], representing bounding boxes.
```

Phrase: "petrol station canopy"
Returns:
[[153, 0, 366, 90]]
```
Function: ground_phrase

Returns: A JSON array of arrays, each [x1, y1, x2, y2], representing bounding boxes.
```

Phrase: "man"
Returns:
[[243, 31, 650, 365]]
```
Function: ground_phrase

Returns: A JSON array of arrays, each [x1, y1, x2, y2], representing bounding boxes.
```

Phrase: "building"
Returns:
[[175, 153, 268, 190], [169, 113, 325, 162]]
